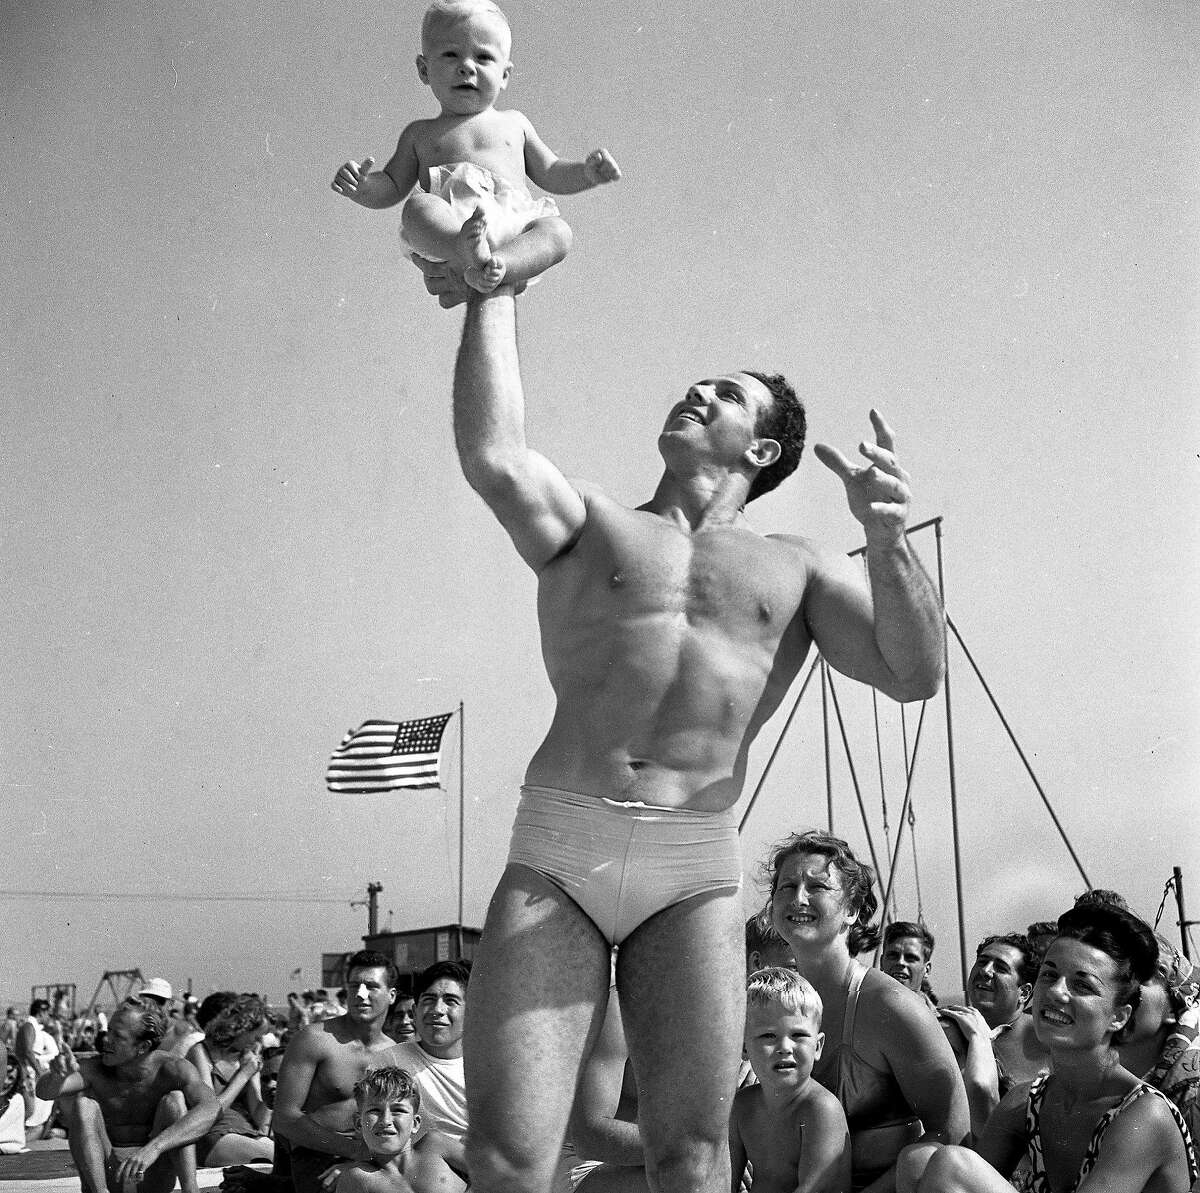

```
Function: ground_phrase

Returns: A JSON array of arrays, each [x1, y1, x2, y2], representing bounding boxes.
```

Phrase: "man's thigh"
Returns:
[[616, 887, 745, 1148], [464, 865, 611, 1167]]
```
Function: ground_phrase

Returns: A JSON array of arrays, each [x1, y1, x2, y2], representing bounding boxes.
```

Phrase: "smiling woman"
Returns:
[[764, 829, 968, 1192], [898, 905, 1199, 1193]]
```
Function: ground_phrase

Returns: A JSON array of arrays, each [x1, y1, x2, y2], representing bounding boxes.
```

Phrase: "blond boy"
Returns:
[[730, 969, 851, 1193]]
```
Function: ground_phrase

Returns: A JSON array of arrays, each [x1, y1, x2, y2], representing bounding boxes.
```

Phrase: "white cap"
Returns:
[[138, 978, 173, 1001]]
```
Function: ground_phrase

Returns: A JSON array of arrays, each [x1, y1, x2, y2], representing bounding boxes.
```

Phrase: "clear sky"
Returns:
[[3, 0, 1198, 1009]]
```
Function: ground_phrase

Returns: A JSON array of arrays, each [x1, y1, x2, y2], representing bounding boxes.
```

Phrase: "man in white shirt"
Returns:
[[391, 962, 470, 1166]]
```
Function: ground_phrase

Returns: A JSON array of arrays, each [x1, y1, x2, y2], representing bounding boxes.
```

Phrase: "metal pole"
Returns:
[[457, 701, 465, 957], [1175, 866, 1191, 961], [821, 661, 833, 832], [935, 521, 971, 994], [367, 883, 382, 936]]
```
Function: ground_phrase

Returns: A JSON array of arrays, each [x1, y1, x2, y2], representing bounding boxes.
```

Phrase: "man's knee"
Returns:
[[154, 1090, 186, 1129], [920, 1145, 976, 1192], [466, 1135, 559, 1193], [643, 1128, 727, 1193]]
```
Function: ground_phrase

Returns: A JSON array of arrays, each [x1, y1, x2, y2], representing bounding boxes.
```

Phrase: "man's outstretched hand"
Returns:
[[409, 254, 525, 309], [813, 409, 913, 549]]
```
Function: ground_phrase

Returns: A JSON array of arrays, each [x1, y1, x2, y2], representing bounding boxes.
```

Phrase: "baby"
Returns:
[[337, 1067, 422, 1193], [729, 968, 851, 1193], [332, 0, 620, 292]]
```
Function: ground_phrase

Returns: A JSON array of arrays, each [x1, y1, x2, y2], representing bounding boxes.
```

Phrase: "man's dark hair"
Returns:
[[883, 920, 935, 962], [346, 950, 399, 989], [29, 999, 50, 1016], [976, 932, 1038, 986], [1074, 888, 1131, 913], [414, 960, 471, 1001], [744, 371, 806, 503]]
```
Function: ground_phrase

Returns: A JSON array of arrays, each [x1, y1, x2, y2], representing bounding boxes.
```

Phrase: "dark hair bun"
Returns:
[[1055, 904, 1158, 984]]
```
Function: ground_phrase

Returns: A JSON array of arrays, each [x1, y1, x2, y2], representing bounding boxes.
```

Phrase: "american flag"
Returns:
[[325, 712, 454, 794]]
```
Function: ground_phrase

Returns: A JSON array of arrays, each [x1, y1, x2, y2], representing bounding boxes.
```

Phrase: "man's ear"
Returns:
[[1018, 981, 1034, 1009], [746, 437, 782, 470], [416, 55, 429, 83]]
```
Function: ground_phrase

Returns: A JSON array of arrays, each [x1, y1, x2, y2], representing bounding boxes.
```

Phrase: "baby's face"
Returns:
[[744, 1001, 823, 1090], [357, 1095, 420, 1159], [418, 11, 512, 116]]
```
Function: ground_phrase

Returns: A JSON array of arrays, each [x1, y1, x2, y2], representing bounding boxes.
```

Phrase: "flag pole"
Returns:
[[457, 701, 465, 958]]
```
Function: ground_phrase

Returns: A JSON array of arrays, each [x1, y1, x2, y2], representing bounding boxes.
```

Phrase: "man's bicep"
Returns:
[[273, 1036, 320, 1126], [486, 450, 587, 571], [803, 553, 893, 693]]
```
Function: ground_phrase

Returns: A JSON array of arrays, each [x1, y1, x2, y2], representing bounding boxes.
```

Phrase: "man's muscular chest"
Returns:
[[562, 512, 807, 635]]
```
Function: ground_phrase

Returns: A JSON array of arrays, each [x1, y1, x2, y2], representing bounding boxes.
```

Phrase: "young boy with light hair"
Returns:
[[339, 1067, 423, 1193], [730, 968, 851, 1193], [332, 0, 620, 293]]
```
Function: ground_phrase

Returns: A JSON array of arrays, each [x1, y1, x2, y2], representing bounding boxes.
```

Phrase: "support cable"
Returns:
[[739, 654, 821, 833], [945, 614, 1092, 889], [826, 671, 886, 894]]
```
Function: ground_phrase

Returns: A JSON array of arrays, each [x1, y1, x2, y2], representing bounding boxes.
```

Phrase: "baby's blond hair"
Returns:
[[746, 966, 823, 1024], [422, 0, 510, 47]]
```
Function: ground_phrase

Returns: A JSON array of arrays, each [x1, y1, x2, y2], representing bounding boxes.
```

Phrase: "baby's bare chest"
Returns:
[[415, 115, 526, 181]]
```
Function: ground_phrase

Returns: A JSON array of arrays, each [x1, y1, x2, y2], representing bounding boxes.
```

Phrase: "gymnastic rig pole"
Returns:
[[457, 700, 465, 958]]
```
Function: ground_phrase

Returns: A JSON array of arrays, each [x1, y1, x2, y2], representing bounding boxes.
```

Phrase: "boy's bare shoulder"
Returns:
[[794, 1078, 848, 1128]]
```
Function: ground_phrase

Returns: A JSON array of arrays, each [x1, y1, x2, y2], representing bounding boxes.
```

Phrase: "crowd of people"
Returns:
[[2, 846, 1197, 1193]]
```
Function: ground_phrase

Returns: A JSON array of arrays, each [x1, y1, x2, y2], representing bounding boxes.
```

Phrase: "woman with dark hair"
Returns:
[[898, 904, 1198, 1193], [765, 829, 968, 1191], [188, 993, 273, 1167]]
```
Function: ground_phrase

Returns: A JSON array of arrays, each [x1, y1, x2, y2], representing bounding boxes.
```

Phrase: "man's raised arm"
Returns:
[[803, 409, 945, 703], [453, 290, 587, 571]]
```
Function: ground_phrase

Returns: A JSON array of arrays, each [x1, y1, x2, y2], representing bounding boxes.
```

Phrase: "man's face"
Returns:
[[416, 978, 467, 1058], [660, 372, 776, 471], [967, 942, 1029, 1026], [391, 997, 416, 1043], [100, 1013, 148, 1069], [346, 967, 396, 1023], [881, 935, 931, 993]]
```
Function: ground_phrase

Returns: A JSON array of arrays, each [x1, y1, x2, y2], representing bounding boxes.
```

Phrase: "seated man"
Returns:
[[388, 963, 470, 1160], [273, 950, 402, 1193], [879, 921, 936, 1004], [35, 998, 217, 1193], [935, 932, 1045, 1141]]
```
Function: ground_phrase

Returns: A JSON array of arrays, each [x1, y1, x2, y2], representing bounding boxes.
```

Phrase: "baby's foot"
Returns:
[[465, 255, 508, 293], [457, 206, 493, 273]]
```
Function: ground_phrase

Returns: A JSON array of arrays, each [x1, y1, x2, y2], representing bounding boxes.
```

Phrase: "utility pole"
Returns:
[[351, 882, 384, 938]]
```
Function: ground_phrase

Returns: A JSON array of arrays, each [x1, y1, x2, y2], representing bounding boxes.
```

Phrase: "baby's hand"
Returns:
[[584, 148, 621, 185], [332, 156, 376, 199]]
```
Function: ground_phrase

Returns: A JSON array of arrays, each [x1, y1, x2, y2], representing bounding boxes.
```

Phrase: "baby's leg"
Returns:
[[464, 215, 573, 293], [401, 195, 491, 272]]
